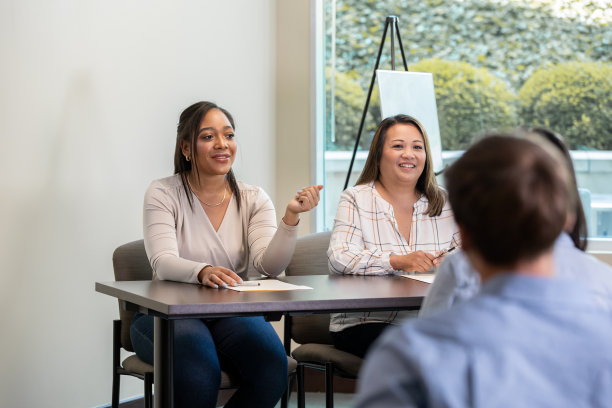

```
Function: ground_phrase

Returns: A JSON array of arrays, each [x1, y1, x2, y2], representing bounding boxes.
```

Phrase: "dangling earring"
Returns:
[[185, 155, 191, 162]]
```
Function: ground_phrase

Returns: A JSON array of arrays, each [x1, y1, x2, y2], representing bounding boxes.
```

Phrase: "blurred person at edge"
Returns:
[[356, 133, 612, 408]]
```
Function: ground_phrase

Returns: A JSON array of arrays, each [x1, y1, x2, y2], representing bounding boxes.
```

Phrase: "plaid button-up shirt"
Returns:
[[328, 182, 459, 331]]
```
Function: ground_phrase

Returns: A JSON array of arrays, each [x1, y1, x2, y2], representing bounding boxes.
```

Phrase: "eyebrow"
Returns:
[[198, 126, 233, 135]]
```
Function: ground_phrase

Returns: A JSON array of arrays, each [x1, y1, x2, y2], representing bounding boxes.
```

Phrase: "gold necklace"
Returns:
[[188, 179, 228, 207]]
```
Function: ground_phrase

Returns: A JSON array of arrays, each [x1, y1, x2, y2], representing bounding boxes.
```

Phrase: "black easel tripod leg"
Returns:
[[343, 16, 409, 191]]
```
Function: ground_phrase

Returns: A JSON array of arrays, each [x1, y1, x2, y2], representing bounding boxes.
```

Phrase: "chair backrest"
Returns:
[[285, 231, 334, 345], [112, 239, 153, 351], [285, 231, 332, 277]]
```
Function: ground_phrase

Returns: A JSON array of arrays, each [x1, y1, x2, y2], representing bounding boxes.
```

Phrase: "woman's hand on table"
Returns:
[[283, 185, 324, 226], [198, 265, 242, 289], [390, 251, 437, 273]]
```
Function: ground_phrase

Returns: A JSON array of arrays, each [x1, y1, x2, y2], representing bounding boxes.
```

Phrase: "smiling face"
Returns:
[[182, 108, 237, 177], [378, 123, 426, 187]]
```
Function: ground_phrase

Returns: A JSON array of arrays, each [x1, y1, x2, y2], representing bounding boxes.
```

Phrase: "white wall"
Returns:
[[0, 1, 277, 406]]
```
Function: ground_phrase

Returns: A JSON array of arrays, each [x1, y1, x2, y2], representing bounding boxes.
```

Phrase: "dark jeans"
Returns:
[[331, 323, 391, 358], [130, 313, 288, 408]]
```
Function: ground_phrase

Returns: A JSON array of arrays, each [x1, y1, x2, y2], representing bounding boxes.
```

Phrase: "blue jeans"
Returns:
[[130, 313, 288, 408]]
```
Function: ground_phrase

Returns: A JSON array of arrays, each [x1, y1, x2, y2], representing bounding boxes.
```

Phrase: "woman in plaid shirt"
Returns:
[[327, 114, 459, 358]]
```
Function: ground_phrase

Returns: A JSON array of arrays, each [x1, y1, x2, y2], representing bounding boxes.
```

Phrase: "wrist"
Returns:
[[198, 265, 212, 283], [283, 208, 300, 226], [389, 254, 400, 270]]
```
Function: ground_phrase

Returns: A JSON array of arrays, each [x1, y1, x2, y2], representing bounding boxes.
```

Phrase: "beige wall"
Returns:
[[275, 0, 314, 234], [590, 251, 612, 266], [0, 1, 278, 407]]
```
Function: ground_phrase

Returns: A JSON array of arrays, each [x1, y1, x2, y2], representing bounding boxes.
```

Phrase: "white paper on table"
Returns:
[[398, 273, 435, 284], [226, 279, 313, 292]]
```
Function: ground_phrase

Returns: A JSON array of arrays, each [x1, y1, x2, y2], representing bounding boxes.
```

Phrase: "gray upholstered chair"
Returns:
[[283, 231, 363, 408], [111, 239, 296, 408]]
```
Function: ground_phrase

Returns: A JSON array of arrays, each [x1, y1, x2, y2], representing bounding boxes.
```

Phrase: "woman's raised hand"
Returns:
[[198, 265, 243, 289], [283, 185, 324, 226]]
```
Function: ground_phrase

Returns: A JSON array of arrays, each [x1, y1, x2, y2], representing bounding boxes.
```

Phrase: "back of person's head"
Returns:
[[445, 134, 570, 266]]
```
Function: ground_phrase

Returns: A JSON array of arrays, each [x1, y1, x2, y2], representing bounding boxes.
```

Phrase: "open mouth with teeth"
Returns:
[[399, 163, 416, 168]]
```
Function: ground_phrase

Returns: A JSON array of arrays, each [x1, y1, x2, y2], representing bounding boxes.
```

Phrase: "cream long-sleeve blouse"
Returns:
[[143, 174, 298, 283]]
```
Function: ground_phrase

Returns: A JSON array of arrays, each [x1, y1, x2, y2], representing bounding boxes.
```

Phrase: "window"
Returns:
[[314, 0, 612, 246]]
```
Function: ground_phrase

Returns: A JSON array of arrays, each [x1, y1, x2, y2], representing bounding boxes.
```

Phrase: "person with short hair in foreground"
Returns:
[[355, 134, 612, 408], [419, 127, 612, 318]]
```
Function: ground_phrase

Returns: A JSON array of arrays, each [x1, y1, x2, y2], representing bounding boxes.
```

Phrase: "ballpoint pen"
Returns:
[[238, 281, 261, 286], [435, 246, 457, 259]]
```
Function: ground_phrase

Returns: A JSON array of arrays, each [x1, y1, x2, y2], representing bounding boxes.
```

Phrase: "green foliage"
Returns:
[[331, 0, 611, 89], [326, 68, 381, 151], [410, 59, 518, 150], [325, 0, 611, 151], [519, 62, 612, 150]]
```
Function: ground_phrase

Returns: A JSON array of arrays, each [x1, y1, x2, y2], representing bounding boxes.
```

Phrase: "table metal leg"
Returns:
[[154, 317, 174, 408]]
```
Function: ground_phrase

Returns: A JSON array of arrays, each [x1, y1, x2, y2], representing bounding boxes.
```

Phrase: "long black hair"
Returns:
[[528, 126, 587, 250], [174, 101, 241, 210]]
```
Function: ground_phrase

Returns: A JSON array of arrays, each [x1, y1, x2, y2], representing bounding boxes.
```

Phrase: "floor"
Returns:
[[279, 393, 355, 408], [107, 392, 355, 408]]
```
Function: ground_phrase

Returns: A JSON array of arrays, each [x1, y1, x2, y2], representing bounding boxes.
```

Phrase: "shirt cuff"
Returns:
[[381, 251, 395, 272], [279, 218, 300, 232], [192, 262, 209, 284]]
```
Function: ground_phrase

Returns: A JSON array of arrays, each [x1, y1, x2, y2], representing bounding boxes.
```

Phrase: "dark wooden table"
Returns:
[[96, 274, 429, 408]]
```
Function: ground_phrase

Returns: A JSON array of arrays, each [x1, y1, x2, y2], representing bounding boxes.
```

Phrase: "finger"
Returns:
[[417, 259, 430, 272], [309, 186, 321, 203], [209, 272, 229, 288], [301, 188, 318, 206], [204, 274, 220, 289], [415, 255, 433, 271], [305, 185, 321, 201], [216, 267, 242, 286], [422, 251, 435, 261], [416, 263, 432, 273], [297, 192, 313, 208], [300, 188, 317, 208], [298, 185, 322, 202]]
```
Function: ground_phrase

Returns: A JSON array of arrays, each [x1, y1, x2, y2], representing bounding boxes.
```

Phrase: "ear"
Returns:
[[180, 140, 191, 158]]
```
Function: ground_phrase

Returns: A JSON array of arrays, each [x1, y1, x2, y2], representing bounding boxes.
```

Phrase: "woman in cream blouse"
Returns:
[[131, 101, 322, 408], [327, 114, 458, 358]]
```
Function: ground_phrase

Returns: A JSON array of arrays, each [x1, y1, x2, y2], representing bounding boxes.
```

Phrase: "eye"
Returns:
[[414, 145, 423, 150], [200, 134, 213, 141], [392, 144, 403, 149], [226, 133, 235, 139]]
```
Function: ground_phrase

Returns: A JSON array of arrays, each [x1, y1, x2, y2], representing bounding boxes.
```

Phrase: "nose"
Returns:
[[402, 148, 414, 158], [214, 135, 228, 149]]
